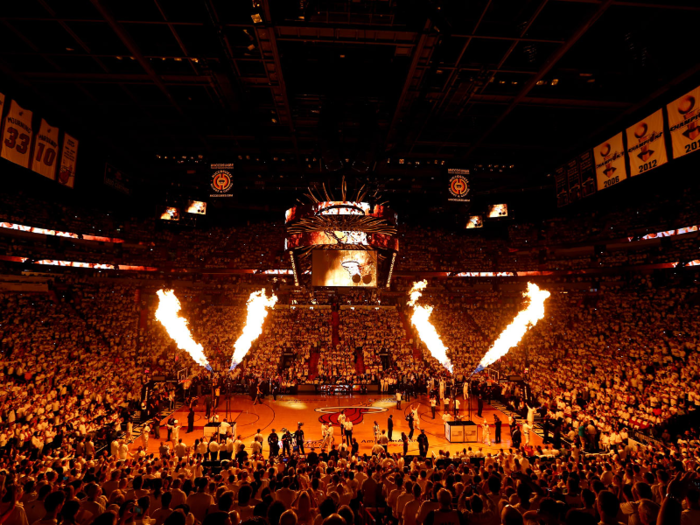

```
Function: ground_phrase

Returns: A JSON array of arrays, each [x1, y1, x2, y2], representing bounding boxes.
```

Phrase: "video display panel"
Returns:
[[312, 250, 377, 287], [160, 207, 180, 221], [487, 204, 508, 218], [466, 215, 483, 229], [186, 200, 207, 215]]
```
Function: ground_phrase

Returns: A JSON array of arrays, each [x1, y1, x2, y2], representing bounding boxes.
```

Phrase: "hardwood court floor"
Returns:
[[138, 394, 541, 457]]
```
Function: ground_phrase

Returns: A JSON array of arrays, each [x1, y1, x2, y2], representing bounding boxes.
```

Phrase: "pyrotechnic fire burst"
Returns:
[[407, 280, 453, 372], [231, 289, 278, 370], [155, 289, 211, 369], [474, 282, 550, 373]]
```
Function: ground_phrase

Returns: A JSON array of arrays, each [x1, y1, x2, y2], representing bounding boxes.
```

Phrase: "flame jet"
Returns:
[[407, 280, 452, 373], [156, 290, 211, 370], [473, 282, 550, 374], [230, 289, 278, 370]]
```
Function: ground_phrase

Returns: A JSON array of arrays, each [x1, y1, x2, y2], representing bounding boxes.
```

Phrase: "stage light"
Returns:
[[251, 13, 263, 23]]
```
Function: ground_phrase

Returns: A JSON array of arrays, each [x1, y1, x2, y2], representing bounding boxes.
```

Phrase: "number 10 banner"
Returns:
[[625, 109, 667, 177], [31, 119, 60, 180], [1, 100, 34, 168]]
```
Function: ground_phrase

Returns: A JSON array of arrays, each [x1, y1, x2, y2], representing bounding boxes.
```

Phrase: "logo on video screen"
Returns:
[[316, 406, 387, 426]]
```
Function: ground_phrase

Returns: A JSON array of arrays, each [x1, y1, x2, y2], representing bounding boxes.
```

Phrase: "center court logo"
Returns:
[[315, 406, 387, 426]]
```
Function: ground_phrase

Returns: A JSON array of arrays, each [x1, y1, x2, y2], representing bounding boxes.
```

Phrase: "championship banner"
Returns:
[[667, 86, 700, 159], [578, 150, 596, 198], [554, 165, 568, 207], [210, 163, 234, 198], [446, 168, 470, 202], [58, 133, 78, 188], [30, 119, 59, 180], [566, 158, 581, 203], [594, 132, 627, 191], [1, 100, 34, 168], [626, 109, 668, 176]]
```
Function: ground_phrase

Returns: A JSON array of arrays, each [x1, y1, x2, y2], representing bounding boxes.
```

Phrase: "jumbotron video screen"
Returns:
[[312, 250, 377, 287]]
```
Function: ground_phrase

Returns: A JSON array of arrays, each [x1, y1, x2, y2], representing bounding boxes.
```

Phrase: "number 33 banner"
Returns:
[[625, 109, 667, 176], [1, 99, 34, 168], [31, 119, 60, 180], [667, 85, 700, 159]]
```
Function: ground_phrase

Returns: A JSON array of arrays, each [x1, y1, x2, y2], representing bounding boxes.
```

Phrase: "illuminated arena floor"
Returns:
[[136, 394, 541, 457]]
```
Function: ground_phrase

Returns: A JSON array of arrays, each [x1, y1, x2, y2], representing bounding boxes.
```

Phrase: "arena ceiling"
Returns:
[[1, 0, 700, 198]]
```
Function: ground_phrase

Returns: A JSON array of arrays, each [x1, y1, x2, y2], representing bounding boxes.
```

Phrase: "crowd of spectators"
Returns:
[[0, 416, 697, 525], [4, 183, 700, 276]]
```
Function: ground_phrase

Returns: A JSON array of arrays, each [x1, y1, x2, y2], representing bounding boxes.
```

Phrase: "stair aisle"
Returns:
[[331, 310, 340, 347]]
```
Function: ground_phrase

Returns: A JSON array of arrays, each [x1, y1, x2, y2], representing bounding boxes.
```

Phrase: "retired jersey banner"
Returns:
[[567, 158, 581, 203], [626, 109, 668, 176], [1, 100, 33, 168], [104, 163, 131, 195], [554, 165, 568, 207], [57, 133, 78, 188], [30, 119, 59, 180], [667, 85, 700, 159], [594, 132, 627, 191], [579, 150, 596, 198]]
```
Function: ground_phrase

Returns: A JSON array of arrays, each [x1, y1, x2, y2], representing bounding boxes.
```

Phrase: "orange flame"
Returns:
[[477, 282, 550, 370], [231, 289, 278, 369], [408, 280, 452, 372], [156, 290, 210, 369]]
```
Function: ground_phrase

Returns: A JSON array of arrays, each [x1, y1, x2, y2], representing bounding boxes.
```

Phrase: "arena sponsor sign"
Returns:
[[594, 132, 628, 191], [210, 163, 234, 197], [628, 224, 699, 242], [667, 85, 700, 159], [0, 221, 125, 243], [453, 271, 515, 277], [285, 202, 397, 225], [626, 109, 668, 176], [447, 169, 470, 202], [0, 255, 157, 271]]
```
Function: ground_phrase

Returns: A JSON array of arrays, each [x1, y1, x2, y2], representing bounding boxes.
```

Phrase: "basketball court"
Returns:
[[135, 394, 542, 457]]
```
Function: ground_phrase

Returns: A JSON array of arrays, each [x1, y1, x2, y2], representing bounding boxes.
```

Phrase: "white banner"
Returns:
[[1, 100, 33, 168], [30, 119, 59, 180], [58, 133, 78, 188], [626, 109, 668, 177], [667, 85, 700, 159], [594, 132, 627, 191]]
